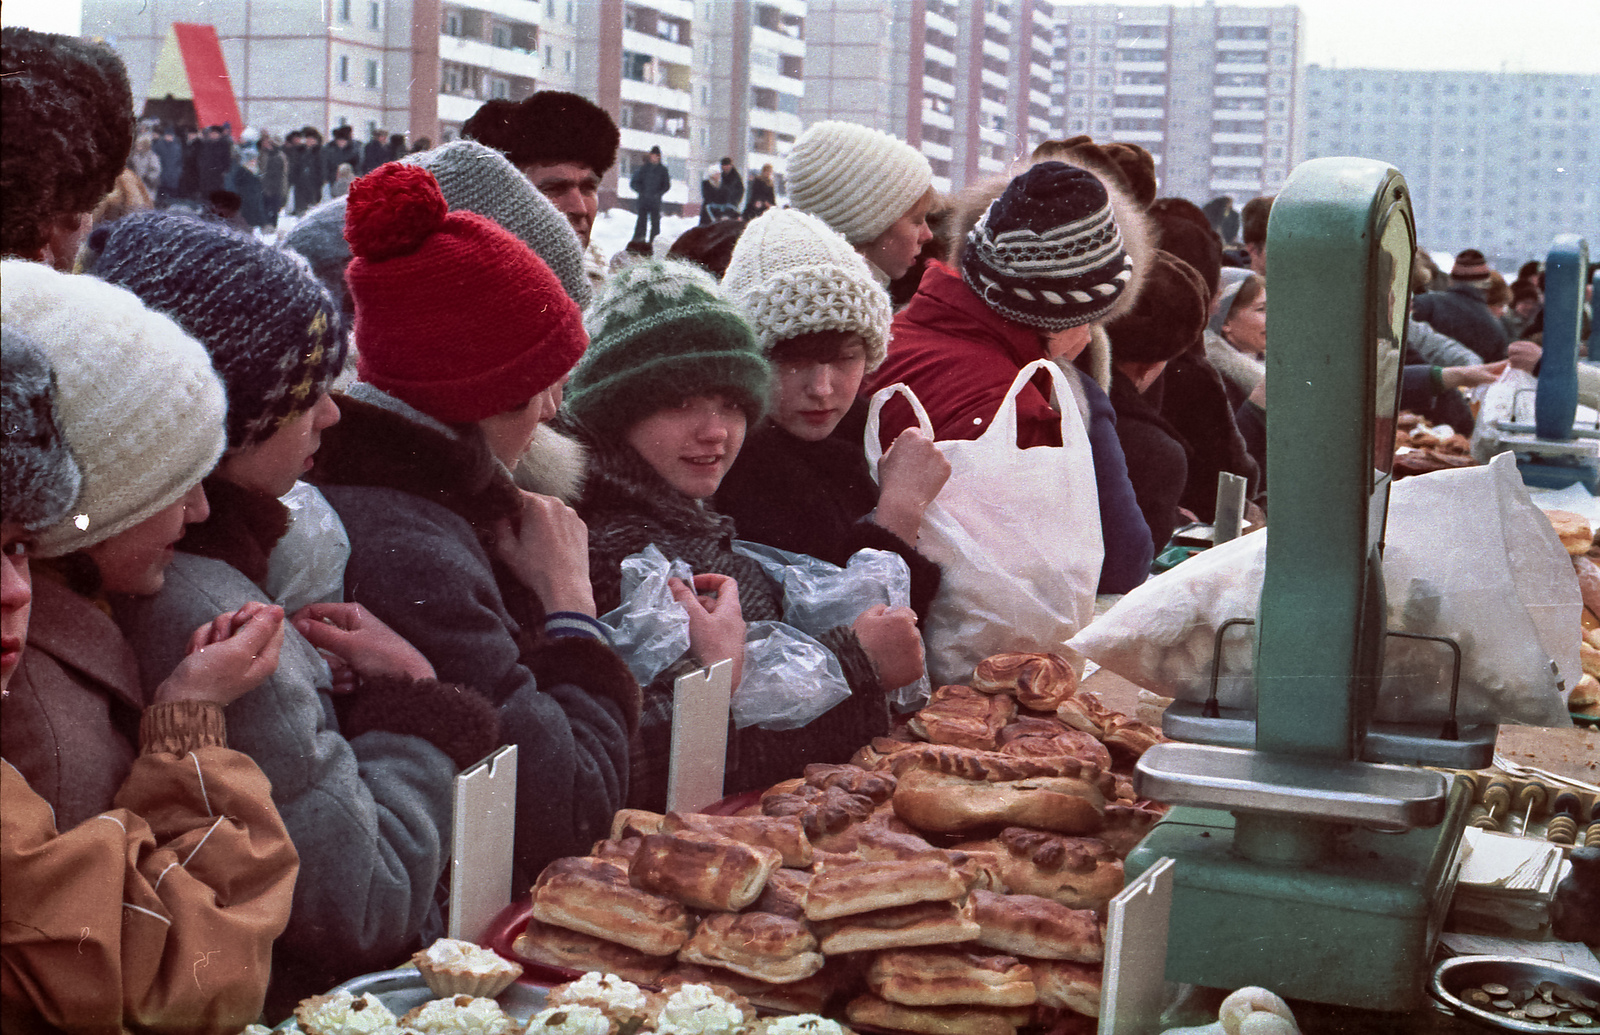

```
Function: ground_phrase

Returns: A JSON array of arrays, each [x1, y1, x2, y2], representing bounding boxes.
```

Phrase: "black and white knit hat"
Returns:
[[2, 327, 82, 531], [960, 161, 1134, 331], [86, 210, 344, 451]]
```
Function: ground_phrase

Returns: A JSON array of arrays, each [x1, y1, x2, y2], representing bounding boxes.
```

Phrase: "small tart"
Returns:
[[526, 1004, 617, 1035], [412, 937, 524, 998], [294, 991, 399, 1035], [399, 994, 520, 1035], [754, 1016, 853, 1035], [650, 982, 755, 1035], [547, 971, 651, 1021]]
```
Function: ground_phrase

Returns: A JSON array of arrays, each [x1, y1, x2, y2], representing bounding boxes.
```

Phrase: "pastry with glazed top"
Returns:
[[610, 809, 666, 839], [661, 811, 813, 868], [879, 744, 1108, 785], [761, 783, 877, 839], [803, 855, 979, 921], [971, 652, 1079, 712], [812, 898, 981, 954], [294, 990, 399, 1035], [998, 724, 1112, 773], [678, 911, 825, 984], [750, 867, 812, 920], [531, 856, 694, 955], [908, 684, 1017, 750], [991, 828, 1124, 912], [802, 763, 897, 804], [591, 836, 643, 867], [967, 889, 1103, 962], [891, 767, 1107, 835], [411, 936, 524, 998], [630, 832, 783, 912], [1030, 959, 1103, 1017], [867, 947, 1036, 1008], [845, 993, 1025, 1035], [400, 994, 521, 1035], [514, 919, 676, 984]]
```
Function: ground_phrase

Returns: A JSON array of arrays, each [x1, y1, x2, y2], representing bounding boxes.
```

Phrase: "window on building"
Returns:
[[368, 2, 379, 29], [1098, 49, 1111, 62], [1069, 117, 1086, 131], [1095, 72, 1110, 87], [443, 11, 461, 35], [565, 49, 573, 71], [1093, 117, 1109, 133], [1071, 96, 1086, 110], [365, 58, 378, 87], [1071, 71, 1087, 87], [1273, 29, 1290, 42], [545, 45, 553, 66], [1270, 75, 1287, 90], [1270, 98, 1286, 113], [1094, 95, 1109, 109], [1072, 26, 1087, 40], [337, 54, 349, 83], [566, 2, 574, 23], [1098, 27, 1113, 41], [491, 77, 509, 99], [1072, 48, 1087, 62]]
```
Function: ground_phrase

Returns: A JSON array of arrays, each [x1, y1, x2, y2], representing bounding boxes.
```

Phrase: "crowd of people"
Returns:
[[0, 22, 1577, 1033]]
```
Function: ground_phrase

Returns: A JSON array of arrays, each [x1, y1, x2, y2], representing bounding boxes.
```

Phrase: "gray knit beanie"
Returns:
[[787, 120, 933, 245], [2, 328, 82, 531]]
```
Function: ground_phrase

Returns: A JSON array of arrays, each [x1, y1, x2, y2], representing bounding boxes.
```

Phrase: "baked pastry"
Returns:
[[293, 991, 398, 1035], [1097, 801, 1165, 858], [908, 684, 1018, 751], [1572, 672, 1600, 716], [410, 936, 523, 998], [610, 809, 666, 839], [678, 911, 825, 984], [1546, 509, 1595, 555], [867, 947, 1036, 1008], [971, 652, 1079, 712], [530, 856, 694, 956], [630, 832, 783, 912], [993, 828, 1125, 912], [1099, 713, 1164, 762], [750, 867, 812, 920], [400, 994, 521, 1035], [661, 811, 813, 868], [810, 813, 937, 860], [761, 784, 876, 840], [803, 855, 978, 921], [649, 980, 756, 1035], [891, 767, 1107, 835], [998, 726, 1112, 773], [525, 1004, 616, 1035], [845, 993, 1023, 1035], [1055, 690, 1117, 739], [802, 763, 898, 805], [1031, 960, 1103, 1017], [849, 735, 923, 771], [880, 744, 1108, 785], [546, 970, 651, 1023], [753, 1016, 854, 1035], [967, 889, 1103, 962], [591, 836, 643, 868], [513, 919, 675, 984], [813, 898, 981, 955]]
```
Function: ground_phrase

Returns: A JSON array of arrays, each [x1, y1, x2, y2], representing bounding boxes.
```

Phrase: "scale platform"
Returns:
[[1126, 779, 1472, 1011]]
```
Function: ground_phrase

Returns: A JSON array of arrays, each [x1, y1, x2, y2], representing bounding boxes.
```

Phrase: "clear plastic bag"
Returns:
[[1068, 454, 1575, 727], [599, 544, 695, 687], [263, 481, 350, 613], [733, 541, 933, 709]]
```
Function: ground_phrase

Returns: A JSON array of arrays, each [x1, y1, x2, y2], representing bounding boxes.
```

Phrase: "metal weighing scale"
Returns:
[[1125, 158, 1478, 1012], [1485, 234, 1596, 491]]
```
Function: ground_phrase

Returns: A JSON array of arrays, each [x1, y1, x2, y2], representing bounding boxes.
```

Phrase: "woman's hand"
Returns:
[[670, 573, 745, 689], [154, 601, 285, 707], [494, 489, 597, 616], [1440, 359, 1508, 391], [292, 601, 435, 682], [852, 604, 925, 689], [873, 428, 951, 544]]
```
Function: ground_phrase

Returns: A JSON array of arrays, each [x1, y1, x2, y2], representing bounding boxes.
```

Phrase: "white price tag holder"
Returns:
[[447, 744, 517, 942], [1101, 856, 1176, 1035], [665, 658, 733, 813]]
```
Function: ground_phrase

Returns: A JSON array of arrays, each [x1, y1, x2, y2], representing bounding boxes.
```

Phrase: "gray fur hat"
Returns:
[[2, 327, 82, 530]]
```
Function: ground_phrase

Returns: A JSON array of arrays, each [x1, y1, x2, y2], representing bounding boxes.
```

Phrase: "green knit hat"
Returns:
[[567, 258, 769, 439]]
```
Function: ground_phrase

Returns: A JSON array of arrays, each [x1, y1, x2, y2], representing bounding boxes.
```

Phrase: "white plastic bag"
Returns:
[[732, 541, 932, 709], [868, 359, 1103, 687], [263, 481, 350, 613], [1469, 366, 1538, 463], [599, 545, 696, 687], [1068, 454, 1575, 726]]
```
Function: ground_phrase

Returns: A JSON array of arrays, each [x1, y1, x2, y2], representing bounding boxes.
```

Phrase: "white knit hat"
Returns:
[[723, 208, 893, 369], [787, 120, 934, 245], [0, 260, 226, 558]]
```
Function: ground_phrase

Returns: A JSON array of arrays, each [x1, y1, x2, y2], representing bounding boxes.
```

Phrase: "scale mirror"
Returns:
[[1369, 196, 1412, 549]]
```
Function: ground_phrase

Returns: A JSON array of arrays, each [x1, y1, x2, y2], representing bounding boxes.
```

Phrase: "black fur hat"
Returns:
[[463, 91, 619, 175], [2, 327, 82, 530]]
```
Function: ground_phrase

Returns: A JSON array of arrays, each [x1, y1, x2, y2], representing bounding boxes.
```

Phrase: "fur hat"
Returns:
[[343, 163, 586, 425], [786, 120, 933, 244], [0, 259, 225, 557], [1106, 250, 1210, 364], [2, 327, 82, 530], [567, 258, 769, 439], [665, 219, 748, 279], [85, 211, 345, 450], [1451, 248, 1492, 282], [403, 139, 592, 308], [462, 91, 620, 176], [722, 207, 892, 368], [1148, 197, 1223, 301], [1032, 136, 1158, 210], [961, 162, 1134, 331]]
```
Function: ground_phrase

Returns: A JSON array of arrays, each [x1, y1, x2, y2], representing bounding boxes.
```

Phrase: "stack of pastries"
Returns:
[[514, 652, 1168, 1035]]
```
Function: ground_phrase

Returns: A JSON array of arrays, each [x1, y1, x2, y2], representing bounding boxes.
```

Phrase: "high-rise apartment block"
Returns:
[[1049, 4, 1304, 203], [1302, 67, 1600, 265]]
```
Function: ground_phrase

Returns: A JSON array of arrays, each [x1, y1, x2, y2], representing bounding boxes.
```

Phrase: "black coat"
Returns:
[[714, 401, 940, 621], [630, 160, 671, 203], [1108, 368, 1191, 554], [1412, 286, 1509, 362], [1156, 348, 1260, 522], [719, 167, 744, 208], [743, 176, 776, 219]]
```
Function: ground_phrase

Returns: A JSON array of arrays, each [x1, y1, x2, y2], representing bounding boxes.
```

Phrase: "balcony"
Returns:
[[437, 92, 483, 126], [635, 0, 694, 21], [1212, 154, 1264, 166], [1214, 86, 1268, 98], [921, 140, 953, 161], [622, 27, 691, 66], [438, 34, 541, 79], [1213, 131, 1265, 144], [1212, 107, 1264, 120], [1118, 129, 1163, 142], [454, 0, 544, 23], [1114, 84, 1167, 96], [922, 106, 955, 130], [982, 67, 1008, 90], [1214, 36, 1268, 49], [925, 42, 956, 67], [1115, 60, 1166, 73], [749, 106, 803, 136], [752, 23, 804, 57], [925, 9, 957, 37], [620, 76, 692, 111], [923, 75, 956, 100], [619, 127, 690, 158], [984, 10, 1010, 33], [1216, 62, 1268, 75], [983, 39, 1009, 62]]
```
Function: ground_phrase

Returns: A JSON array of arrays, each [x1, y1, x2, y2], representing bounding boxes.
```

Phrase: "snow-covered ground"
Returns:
[[589, 207, 705, 264]]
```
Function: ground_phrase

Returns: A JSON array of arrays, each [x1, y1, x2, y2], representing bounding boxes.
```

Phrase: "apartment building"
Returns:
[[802, 0, 1055, 194], [1303, 67, 1600, 265], [1050, 4, 1304, 204]]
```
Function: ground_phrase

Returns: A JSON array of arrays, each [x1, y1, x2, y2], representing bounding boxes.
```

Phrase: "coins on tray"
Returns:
[[1457, 979, 1600, 1028]]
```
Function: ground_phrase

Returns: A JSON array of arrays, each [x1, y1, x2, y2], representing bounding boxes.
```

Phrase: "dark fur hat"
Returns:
[[1149, 197, 1223, 301], [463, 91, 619, 175], [2, 327, 82, 530], [1106, 250, 1210, 364]]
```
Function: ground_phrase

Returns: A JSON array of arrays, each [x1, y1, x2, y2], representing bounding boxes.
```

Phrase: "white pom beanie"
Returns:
[[0, 260, 226, 557], [786, 120, 934, 245], [723, 208, 893, 370]]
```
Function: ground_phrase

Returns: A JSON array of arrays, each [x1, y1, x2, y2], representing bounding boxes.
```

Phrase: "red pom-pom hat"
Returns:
[[343, 162, 586, 424]]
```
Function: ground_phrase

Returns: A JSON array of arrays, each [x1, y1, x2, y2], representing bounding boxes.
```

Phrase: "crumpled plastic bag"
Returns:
[[599, 544, 856, 729], [733, 541, 933, 709], [1068, 454, 1575, 727], [1469, 366, 1538, 464], [263, 481, 350, 614]]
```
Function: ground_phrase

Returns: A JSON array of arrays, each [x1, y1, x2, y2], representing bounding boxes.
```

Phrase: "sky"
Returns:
[[4, 0, 1599, 74]]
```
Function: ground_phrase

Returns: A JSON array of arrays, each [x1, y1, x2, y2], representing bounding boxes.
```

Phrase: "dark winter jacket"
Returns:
[[631, 160, 671, 203], [307, 387, 638, 888], [260, 144, 290, 202], [196, 135, 233, 195], [714, 400, 941, 621], [1412, 285, 1509, 362], [321, 140, 361, 185], [152, 135, 184, 191], [1108, 367, 1190, 554], [1156, 347, 1260, 522], [743, 175, 776, 219], [719, 166, 744, 209], [572, 424, 891, 811], [862, 261, 1153, 594]]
